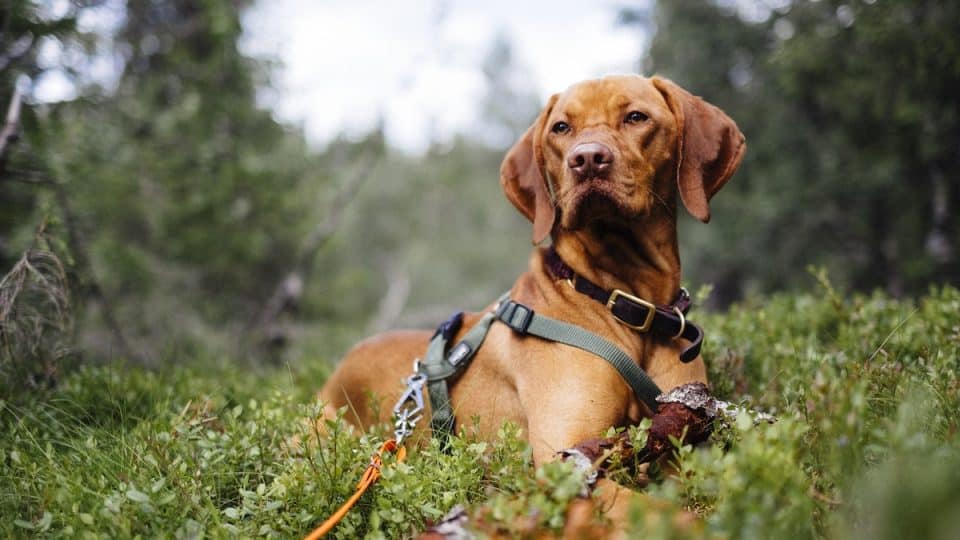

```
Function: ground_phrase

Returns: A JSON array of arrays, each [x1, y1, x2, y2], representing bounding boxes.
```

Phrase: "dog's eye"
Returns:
[[625, 111, 649, 124], [551, 121, 571, 134]]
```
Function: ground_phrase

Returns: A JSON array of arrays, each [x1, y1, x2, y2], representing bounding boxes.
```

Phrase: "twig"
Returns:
[[0, 168, 61, 186], [868, 308, 918, 362], [299, 157, 378, 274], [809, 487, 843, 507], [0, 84, 24, 163]]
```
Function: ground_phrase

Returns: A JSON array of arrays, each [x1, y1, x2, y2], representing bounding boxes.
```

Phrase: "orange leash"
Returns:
[[303, 439, 407, 540]]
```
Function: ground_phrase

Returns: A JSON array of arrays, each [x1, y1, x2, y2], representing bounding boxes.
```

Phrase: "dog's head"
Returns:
[[501, 75, 745, 244]]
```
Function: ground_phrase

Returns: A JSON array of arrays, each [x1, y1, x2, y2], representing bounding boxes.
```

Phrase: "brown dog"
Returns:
[[320, 74, 744, 533]]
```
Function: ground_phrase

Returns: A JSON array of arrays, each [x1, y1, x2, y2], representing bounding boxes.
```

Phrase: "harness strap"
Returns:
[[494, 300, 662, 412], [423, 334, 455, 440], [419, 296, 507, 447]]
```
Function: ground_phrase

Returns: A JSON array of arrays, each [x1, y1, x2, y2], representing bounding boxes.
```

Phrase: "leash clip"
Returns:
[[392, 372, 426, 444]]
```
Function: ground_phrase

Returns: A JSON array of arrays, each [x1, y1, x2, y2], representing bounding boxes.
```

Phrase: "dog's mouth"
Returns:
[[560, 181, 637, 229]]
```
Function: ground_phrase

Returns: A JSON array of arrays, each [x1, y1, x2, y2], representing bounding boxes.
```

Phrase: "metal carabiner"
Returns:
[[392, 372, 427, 443], [392, 373, 426, 417]]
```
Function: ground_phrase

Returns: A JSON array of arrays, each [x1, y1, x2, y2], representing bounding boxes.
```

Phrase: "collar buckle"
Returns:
[[606, 289, 656, 332]]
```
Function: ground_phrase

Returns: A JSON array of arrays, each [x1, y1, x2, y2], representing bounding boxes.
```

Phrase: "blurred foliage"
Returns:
[[1, 0, 958, 375], [0, 0, 91, 272], [0, 0, 532, 370], [1, 286, 958, 537], [624, 0, 960, 305]]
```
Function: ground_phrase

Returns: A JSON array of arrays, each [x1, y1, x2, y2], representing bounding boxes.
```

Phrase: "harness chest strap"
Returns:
[[494, 300, 663, 410]]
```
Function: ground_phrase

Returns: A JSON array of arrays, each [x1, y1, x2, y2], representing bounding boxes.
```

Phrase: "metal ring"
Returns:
[[672, 306, 686, 339]]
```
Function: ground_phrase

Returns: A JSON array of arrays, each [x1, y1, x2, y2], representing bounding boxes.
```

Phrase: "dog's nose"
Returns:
[[567, 142, 614, 180]]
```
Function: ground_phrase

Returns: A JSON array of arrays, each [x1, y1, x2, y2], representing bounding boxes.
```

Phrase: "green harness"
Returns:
[[418, 293, 668, 441]]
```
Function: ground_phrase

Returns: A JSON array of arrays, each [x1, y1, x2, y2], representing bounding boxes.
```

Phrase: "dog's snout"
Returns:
[[567, 142, 614, 180]]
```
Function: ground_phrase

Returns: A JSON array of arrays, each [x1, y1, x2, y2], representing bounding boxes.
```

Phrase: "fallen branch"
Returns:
[[559, 383, 776, 485], [420, 384, 776, 539]]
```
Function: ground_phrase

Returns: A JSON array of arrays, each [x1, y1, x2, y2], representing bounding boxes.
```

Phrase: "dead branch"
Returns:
[[0, 246, 71, 389], [250, 156, 378, 343], [0, 84, 23, 164], [298, 156, 378, 274], [52, 180, 144, 364], [0, 168, 60, 185], [365, 260, 411, 334]]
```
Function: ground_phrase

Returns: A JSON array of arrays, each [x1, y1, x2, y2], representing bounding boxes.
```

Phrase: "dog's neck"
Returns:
[[551, 210, 681, 306]]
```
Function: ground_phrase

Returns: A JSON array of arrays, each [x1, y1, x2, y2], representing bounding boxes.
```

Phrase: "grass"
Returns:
[[2, 282, 959, 538]]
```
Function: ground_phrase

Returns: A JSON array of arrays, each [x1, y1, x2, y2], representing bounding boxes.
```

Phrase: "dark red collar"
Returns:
[[544, 247, 704, 363]]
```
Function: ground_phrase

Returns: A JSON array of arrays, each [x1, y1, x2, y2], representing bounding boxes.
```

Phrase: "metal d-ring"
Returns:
[[672, 306, 686, 339]]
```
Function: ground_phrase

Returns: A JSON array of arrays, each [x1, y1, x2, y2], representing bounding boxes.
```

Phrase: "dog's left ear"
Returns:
[[500, 94, 559, 244], [653, 77, 746, 223]]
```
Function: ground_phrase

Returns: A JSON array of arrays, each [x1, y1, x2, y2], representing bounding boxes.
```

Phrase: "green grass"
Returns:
[[2, 283, 959, 539]]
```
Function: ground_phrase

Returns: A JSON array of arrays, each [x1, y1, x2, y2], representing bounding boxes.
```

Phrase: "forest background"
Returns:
[[2, 0, 957, 388]]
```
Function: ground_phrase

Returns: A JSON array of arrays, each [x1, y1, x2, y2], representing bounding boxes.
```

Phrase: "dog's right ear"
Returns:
[[500, 94, 558, 245]]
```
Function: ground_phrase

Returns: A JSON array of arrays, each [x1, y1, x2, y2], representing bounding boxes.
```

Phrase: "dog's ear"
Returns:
[[500, 94, 559, 244], [653, 76, 746, 223]]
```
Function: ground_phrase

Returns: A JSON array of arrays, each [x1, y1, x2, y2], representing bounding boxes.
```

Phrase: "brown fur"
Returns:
[[320, 74, 745, 536]]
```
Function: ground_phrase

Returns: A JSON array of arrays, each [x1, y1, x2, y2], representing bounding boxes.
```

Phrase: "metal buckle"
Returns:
[[606, 289, 656, 332]]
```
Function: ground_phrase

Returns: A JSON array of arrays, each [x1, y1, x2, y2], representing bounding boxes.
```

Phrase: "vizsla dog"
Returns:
[[320, 74, 745, 534]]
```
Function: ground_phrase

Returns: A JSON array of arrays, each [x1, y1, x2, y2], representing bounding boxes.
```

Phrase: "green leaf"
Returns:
[[125, 489, 150, 504]]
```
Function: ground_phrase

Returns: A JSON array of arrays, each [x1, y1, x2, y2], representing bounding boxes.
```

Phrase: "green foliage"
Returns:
[[0, 365, 559, 538], [632, 283, 960, 539], [2, 1, 537, 366], [0, 1, 92, 271], [4, 0, 958, 371], [3, 286, 959, 537]]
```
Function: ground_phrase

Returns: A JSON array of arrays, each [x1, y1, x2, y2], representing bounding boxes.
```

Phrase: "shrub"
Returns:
[[1, 285, 958, 538]]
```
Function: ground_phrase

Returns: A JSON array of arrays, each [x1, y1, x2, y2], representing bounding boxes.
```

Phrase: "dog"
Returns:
[[319, 74, 745, 535]]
